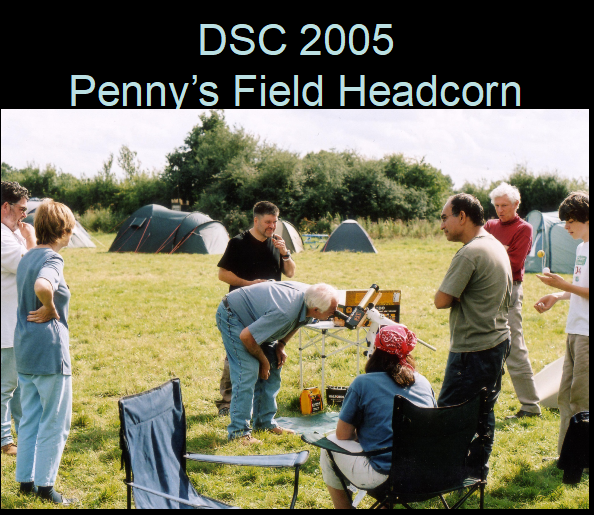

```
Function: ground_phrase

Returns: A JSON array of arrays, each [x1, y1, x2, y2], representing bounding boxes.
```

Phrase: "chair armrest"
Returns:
[[127, 482, 234, 509], [186, 450, 309, 468], [301, 433, 392, 457]]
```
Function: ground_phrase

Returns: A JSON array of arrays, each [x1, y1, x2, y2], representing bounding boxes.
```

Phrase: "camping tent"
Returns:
[[24, 200, 96, 248], [109, 204, 229, 254], [321, 219, 377, 253], [274, 220, 304, 253], [525, 210, 579, 274]]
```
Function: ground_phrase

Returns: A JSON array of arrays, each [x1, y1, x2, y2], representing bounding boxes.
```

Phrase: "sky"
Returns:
[[1, 109, 588, 188]]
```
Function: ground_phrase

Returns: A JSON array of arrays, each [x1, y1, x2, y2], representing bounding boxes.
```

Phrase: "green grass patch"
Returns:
[[1, 233, 588, 509]]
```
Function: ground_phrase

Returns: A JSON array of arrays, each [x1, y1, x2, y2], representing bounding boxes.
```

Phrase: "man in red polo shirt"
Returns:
[[485, 182, 541, 419]]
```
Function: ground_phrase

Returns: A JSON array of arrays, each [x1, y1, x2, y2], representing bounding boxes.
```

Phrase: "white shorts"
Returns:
[[320, 449, 388, 491]]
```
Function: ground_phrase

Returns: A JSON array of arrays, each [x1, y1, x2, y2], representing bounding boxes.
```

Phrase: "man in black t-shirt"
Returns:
[[215, 201, 296, 416]]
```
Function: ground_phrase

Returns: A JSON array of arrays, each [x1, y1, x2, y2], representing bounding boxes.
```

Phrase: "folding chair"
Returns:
[[303, 387, 489, 509], [119, 379, 309, 509]]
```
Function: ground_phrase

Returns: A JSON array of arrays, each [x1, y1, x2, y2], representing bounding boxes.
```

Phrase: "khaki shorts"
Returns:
[[320, 449, 388, 491]]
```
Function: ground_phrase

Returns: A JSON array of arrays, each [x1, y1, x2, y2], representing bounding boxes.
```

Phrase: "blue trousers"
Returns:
[[437, 338, 510, 477], [15, 373, 72, 487], [216, 303, 282, 440], [1, 348, 22, 447]]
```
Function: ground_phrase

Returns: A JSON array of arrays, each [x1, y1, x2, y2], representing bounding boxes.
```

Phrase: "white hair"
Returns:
[[489, 182, 521, 205], [305, 283, 338, 312]]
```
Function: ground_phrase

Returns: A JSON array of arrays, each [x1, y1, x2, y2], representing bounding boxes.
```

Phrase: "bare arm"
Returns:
[[434, 290, 456, 309], [534, 291, 571, 313], [17, 221, 37, 250], [27, 278, 60, 323], [218, 268, 267, 288], [281, 256, 296, 278], [239, 327, 270, 379], [335, 419, 357, 440], [536, 273, 589, 300], [272, 235, 296, 278]]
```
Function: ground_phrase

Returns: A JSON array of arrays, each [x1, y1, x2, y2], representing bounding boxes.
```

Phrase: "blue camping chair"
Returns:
[[119, 379, 309, 509], [302, 388, 490, 509]]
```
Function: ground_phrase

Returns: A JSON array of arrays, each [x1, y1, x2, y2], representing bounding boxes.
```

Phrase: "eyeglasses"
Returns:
[[10, 203, 27, 213], [440, 213, 458, 223]]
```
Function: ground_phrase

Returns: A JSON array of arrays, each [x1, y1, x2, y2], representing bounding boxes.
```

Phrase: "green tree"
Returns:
[[383, 154, 453, 217], [163, 110, 259, 206]]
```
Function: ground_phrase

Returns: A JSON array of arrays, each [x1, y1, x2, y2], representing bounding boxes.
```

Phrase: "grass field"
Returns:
[[0, 234, 589, 509]]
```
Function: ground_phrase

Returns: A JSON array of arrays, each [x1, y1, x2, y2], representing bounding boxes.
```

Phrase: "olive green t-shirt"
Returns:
[[439, 234, 512, 353]]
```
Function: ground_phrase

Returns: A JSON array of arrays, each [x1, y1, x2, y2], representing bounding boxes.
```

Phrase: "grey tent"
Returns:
[[525, 210, 579, 274], [274, 220, 304, 253], [321, 219, 377, 253], [24, 200, 96, 249], [109, 204, 229, 254]]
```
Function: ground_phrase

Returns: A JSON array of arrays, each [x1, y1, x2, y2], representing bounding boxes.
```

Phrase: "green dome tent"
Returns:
[[525, 210, 579, 274], [109, 205, 229, 254], [274, 220, 304, 253], [24, 200, 96, 249], [321, 220, 377, 253]]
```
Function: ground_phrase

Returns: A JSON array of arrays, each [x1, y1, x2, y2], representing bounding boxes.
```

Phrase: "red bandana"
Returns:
[[374, 324, 417, 368]]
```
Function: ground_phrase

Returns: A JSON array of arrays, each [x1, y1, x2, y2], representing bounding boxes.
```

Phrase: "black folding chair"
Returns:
[[303, 387, 489, 509], [119, 379, 309, 509]]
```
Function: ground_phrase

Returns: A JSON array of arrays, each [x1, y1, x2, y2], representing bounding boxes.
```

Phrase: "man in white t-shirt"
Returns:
[[534, 191, 589, 455], [1, 182, 36, 456]]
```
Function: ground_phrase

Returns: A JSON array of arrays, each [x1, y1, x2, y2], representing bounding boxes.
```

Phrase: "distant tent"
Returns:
[[274, 220, 304, 253], [321, 220, 377, 253], [25, 200, 95, 249], [109, 204, 229, 254], [525, 210, 579, 274]]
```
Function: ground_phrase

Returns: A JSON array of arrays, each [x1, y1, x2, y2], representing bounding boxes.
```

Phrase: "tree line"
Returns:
[[1, 110, 587, 235]]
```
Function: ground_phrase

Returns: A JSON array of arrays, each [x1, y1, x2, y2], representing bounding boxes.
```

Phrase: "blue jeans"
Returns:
[[216, 303, 282, 440], [437, 338, 511, 477], [1, 348, 22, 447], [15, 373, 72, 487]]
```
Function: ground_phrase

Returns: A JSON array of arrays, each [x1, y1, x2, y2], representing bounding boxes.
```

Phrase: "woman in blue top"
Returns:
[[13, 199, 77, 505], [321, 324, 436, 509]]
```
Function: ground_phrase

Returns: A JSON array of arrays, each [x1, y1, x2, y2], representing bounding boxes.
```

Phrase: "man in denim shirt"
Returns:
[[216, 281, 338, 445]]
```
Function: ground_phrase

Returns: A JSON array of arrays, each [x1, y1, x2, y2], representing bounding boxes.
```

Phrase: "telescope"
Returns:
[[335, 284, 437, 354]]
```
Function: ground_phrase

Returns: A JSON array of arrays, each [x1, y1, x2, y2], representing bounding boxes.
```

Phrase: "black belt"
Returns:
[[222, 296, 230, 309]]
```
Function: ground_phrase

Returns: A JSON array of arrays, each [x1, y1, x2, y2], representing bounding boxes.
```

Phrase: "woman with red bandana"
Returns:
[[320, 325, 437, 509]]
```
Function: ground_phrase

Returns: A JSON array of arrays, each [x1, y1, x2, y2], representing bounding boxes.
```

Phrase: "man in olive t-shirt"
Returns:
[[434, 193, 512, 478]]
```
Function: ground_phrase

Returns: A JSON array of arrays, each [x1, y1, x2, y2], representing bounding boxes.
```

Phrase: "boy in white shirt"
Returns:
[[534, 191, 589, 454]]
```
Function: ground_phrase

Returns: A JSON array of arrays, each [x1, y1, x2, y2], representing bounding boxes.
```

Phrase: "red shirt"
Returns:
[[484, 215, 533, 282]]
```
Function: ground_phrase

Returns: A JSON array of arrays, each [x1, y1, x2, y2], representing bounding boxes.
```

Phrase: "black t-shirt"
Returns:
[[217, 229, 282, 292]]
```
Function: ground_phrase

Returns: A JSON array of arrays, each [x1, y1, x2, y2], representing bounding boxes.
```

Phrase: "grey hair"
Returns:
[[489, 182, 521, 205], [305, 283, 338, 312]]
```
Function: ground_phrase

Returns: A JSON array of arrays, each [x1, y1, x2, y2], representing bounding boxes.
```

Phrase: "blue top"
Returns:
[[225, 281, 313, 344], [339, 372, 436, 474], [14, 248, 71, 375]]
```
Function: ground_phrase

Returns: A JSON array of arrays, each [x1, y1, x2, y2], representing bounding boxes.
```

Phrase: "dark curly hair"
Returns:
[[1, 181, 29, 205], [449, 193, 485, 227], [365, 348, 416, 387], [559, 191, 589, 223], [253, 201, 279, 218]]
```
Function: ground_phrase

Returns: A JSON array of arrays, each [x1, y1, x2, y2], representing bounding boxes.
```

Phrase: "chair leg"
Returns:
[[290, 467, 301, 510], [480, 482, 485, 509]]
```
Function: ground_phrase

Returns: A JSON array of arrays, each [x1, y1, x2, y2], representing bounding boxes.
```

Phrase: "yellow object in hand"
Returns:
[[537, 250, 545, 258]]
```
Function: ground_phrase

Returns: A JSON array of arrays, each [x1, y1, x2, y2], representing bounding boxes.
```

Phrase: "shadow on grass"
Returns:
[[488, 461, 576, 506], [67, 425, 121, 454]]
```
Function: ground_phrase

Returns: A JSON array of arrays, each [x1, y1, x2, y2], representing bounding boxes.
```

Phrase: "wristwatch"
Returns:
[[282, 250, 292, 261]]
